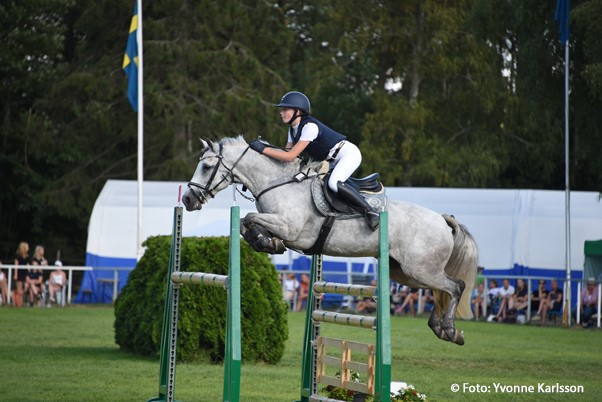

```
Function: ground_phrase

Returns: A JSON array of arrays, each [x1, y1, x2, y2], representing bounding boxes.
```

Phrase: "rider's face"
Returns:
[[279, 107, 296, 124]]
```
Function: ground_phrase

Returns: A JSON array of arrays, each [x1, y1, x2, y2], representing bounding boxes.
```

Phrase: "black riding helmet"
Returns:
[[275, 91, 311, 124]]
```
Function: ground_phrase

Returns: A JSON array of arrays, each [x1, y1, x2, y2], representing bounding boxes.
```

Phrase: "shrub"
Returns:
[[114, 235, 288, 364]]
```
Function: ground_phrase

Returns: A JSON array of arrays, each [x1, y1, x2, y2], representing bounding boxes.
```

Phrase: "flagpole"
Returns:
[[136, 0, 144, 260], [564, 39, 571, 327]]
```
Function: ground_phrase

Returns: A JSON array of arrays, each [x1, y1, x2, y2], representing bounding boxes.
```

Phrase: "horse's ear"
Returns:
[[199, 138, 216, 152]]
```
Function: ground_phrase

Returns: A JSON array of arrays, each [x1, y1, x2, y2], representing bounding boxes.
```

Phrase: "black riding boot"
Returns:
[[336, 181, 380, 231]]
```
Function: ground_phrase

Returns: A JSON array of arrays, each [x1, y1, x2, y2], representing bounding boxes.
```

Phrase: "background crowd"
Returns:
[[0, 241, 67, 308], [278, 269, 599, 329]]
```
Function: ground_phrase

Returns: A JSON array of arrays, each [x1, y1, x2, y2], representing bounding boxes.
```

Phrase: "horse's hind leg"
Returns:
[[430, 277, 466, 346], [399, 264, 466, 345], [390, 257, 466, 345]]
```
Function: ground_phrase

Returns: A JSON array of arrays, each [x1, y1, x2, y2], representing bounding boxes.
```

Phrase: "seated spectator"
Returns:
[[0, 262, 8, 306], [531, 280, 548, 314], [419, 289, 434, 315], [471, 282, 486, 320], [355, 297, 376, 313], [25, 268, 45, 306], [394, 288, 419, 316], [296, 273, 309, 311], [509, 278, 529, 313], [495, 278, 515, 322], [356, 279, 377, 314], [282, 272, 299, 309], [31, 245, 49, 269], [536, 279, 563, 325], [573, 278, 598, 328], [486, 279, 501, 318], [48, 261, 67, 305], [390, 284, 407, 314]]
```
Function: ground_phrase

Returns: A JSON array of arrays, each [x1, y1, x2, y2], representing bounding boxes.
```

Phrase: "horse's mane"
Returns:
[[218, 135, 323, 174], [218, 135, 248, 147]]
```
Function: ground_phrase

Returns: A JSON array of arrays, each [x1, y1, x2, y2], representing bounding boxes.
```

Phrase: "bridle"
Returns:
[[187, 143, 251, 204], [187, 141, 321, 205]]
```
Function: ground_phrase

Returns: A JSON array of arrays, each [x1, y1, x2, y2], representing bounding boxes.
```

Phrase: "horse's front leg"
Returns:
[[244, 212, 303, 241], [241, 212, 302, 254]]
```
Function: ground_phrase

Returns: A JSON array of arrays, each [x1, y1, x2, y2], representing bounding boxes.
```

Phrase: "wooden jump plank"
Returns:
[[171, 272, 228, 287], [312, 310, 376, 329], [313, 281, 377, 297]]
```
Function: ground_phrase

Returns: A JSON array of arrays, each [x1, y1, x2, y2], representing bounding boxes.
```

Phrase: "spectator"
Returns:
[[282, 272, 299, 309], [394, 288, 419, 316], [495, 278, 515, 322], [13, 241, 30, 307], [25, 267, 45, 307], [486, 279, 500, 319], [509, 278, 529, 313], [573, 278, 598, 328], [356, 280, 377, 314], [31, 245, 49, 280], [536, 279, 563, 325], [530, 280, 548, 315], [48, 261, 67, 306], [0, 261, 8, 306], [419, 289, 435, 315], [390, 284, 407, 314], [471, 282, 486, 320], [296, 273, 310, 311]]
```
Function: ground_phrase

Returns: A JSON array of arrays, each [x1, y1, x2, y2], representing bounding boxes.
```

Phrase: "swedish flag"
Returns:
[[123, 2, 139, 111]]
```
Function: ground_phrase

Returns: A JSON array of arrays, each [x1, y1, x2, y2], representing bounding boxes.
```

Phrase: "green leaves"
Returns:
[[114, 235, 288, 363]]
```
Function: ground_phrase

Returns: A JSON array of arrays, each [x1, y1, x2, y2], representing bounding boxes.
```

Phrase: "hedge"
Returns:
[[114, 235, 288, 364]]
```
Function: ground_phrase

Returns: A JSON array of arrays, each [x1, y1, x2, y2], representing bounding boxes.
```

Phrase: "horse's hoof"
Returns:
[[454, 330, 465, 346], [438, 326, 462, 345], [271, 238, 287, 254]]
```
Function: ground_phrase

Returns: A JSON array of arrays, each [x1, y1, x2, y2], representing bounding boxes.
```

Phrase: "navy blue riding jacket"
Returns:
[[292, 116, 347, 161]]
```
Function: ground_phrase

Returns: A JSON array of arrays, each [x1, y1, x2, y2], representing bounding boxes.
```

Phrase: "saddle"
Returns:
[[311, 170, 387, 218]]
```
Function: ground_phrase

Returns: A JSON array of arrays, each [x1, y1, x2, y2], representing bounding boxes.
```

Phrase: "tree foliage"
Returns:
[[1, 0, 600, 263]]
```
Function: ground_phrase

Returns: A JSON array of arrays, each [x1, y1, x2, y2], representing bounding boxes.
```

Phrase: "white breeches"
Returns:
[[327, 141, 362, 192]]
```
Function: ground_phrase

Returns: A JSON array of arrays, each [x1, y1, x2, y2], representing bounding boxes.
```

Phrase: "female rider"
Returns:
[[249, 91, 379, 231]]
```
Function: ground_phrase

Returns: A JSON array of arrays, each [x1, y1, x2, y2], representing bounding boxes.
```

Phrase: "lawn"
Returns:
[[0, 306, 600, 401]]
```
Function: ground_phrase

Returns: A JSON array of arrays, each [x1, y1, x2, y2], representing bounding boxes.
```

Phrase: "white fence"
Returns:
[[0, 265, 130, 305]]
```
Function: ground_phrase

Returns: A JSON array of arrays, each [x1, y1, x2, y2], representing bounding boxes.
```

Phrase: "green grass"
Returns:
[[0, 307, 600, 401]]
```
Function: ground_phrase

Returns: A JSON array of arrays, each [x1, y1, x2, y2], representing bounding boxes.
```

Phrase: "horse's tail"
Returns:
[[435, 214, 479, 320]]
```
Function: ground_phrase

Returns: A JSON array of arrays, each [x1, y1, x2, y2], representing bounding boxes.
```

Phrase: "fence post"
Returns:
[[148, 206, 183, 402], [223, 206, 241, 401]]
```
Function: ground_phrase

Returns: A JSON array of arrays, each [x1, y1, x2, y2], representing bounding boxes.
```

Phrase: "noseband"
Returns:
[[187, 143, 250, 204]]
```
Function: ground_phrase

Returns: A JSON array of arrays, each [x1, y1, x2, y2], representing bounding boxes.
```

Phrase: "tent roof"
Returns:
[[86, 180, 602, 271]]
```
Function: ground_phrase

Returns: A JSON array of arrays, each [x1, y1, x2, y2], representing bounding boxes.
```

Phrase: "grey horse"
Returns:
[[183, 136, 479, 345]]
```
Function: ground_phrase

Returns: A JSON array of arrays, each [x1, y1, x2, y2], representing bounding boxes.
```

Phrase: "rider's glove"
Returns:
[[249, 139, 266, 154]]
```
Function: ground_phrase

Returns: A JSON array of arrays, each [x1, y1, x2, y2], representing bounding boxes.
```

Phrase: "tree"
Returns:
[[358, 0, 507, 187], [0, 0, 295, 263]]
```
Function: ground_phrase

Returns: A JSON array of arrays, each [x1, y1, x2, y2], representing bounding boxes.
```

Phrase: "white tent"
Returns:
[[81, 180, 602, 302]]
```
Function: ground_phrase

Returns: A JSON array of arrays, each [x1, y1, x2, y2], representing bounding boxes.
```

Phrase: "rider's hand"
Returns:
[[249, 139, 266, 154]]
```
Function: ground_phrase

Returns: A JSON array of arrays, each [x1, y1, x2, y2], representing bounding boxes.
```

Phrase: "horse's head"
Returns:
[[183, 138, 247, 211]]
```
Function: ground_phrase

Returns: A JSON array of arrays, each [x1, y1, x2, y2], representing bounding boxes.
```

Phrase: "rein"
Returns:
[[188, 142, 322, 204], [254, 168, 322, 201]]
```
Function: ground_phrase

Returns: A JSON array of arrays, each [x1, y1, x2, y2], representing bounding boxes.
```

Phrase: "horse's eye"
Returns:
[[202, 164, 213, 171]]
